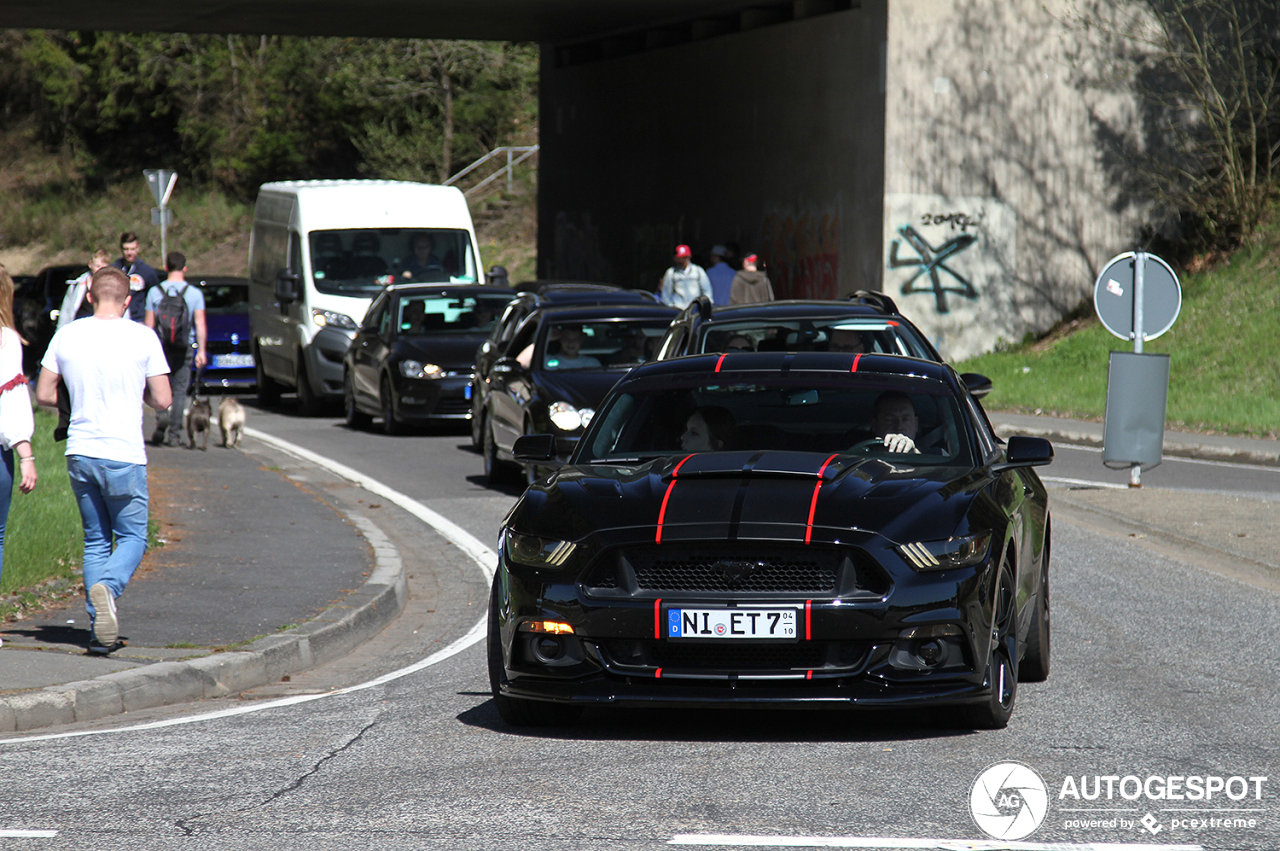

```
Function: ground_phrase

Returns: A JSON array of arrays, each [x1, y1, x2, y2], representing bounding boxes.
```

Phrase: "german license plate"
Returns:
[[667, 607, 797, 640], [212, 353, 254, 368]]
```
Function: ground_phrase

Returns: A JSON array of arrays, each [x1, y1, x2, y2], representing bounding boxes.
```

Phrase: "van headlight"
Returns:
[[548, 402, 594, 432], [400, 360, 443, 379], [312, 309, 357, 330]]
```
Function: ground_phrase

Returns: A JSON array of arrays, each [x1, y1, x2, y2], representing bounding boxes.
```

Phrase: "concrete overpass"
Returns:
[[0, 0, 1145, 358]]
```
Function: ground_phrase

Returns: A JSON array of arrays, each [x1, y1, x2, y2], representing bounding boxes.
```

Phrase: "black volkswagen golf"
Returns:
[[489, 352, 1052, 728]]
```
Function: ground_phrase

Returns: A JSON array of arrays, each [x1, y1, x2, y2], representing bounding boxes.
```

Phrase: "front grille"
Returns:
[[584, 544, 888, 597], [599, 639, 869, 673]]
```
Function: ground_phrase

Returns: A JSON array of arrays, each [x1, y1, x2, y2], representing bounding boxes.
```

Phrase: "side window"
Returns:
[[507, 317, 540, 368], [962, 391, 998, 462], [496, 304, 528, 347], [362, 295, 387, 333], [657, 322, 687, 359]]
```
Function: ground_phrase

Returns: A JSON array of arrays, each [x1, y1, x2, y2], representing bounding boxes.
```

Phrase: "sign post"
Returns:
[[144, 169, 178, 261], [1093, 251, 1181, 487]]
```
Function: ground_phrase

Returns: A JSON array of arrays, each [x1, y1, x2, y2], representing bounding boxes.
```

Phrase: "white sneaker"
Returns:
[[89, 583, 118, 646]]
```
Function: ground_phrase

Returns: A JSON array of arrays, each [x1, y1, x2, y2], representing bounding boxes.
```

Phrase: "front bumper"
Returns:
[[493, 541, 996, 710], [395, 374, 475, 421]]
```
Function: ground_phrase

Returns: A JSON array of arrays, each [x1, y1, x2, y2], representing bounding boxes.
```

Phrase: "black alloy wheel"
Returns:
[[344, 370, 372, 430], [959, 562, 1018, 730], [487, 575, 583, 727], [380, 375, 403, 435], [1021, 522, 1051, 682]]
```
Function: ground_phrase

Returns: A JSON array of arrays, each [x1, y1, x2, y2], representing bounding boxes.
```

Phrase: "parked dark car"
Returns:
[[343, 283, 516, 434], [470, 282, 660, 447], [194, 276, 255, 393], [480, 302, 679, 485], [22, 264, 88, 376], [489, 351, 1051, 728]]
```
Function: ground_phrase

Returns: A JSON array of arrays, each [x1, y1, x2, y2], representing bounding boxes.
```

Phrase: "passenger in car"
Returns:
[[724, 334, 754, 352], [826, 328, 867, 354], [679, 406, 737, 453]]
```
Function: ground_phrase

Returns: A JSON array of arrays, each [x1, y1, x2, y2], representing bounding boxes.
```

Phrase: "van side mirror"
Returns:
[[274, 270, 300, 303]]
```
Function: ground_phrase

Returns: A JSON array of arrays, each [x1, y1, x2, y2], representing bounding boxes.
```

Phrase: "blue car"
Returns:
[[194, 276, 254, 393]]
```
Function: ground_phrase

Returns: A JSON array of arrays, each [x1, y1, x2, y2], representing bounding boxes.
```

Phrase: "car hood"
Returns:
[[510, 450, 985, 547], [531, 368, 629, 410], [206, 313, 249, 343], [398, 335, 489, 371]]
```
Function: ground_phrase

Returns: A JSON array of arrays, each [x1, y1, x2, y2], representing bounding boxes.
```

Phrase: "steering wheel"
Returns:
[[848, 437, 885, 454]]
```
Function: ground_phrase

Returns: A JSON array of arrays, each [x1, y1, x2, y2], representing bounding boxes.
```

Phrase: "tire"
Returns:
[[483, 418, 514, 486], [380, 376, 403, 435], [958, 562, 1018, 730], [295, 356, 322, 417], [1021, 522, 1051, 682], [255, 345, 281, 407], [487, 575, 583, 728], [470, 384, 484, 449], [344, 371, 372, 430]]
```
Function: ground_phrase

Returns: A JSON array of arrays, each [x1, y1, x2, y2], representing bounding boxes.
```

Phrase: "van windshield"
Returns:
[[309, 228, 476, 295]]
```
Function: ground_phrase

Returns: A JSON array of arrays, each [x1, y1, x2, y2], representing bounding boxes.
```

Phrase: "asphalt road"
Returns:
[[0, 401, 1275, 851]]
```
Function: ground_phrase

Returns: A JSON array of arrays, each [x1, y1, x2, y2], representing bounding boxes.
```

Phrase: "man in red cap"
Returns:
[[659, 244, 712, 309]]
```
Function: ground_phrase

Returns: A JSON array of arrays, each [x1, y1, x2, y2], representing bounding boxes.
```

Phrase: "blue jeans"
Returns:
[[67, 455, 149, 622], [0, 446, 12, 586]]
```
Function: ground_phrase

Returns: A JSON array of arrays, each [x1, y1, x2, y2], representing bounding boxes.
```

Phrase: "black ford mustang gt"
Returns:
[[488, 352, 1053, 729]]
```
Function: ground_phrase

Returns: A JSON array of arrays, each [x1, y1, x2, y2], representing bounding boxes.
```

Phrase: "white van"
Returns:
[[248, 180, 483, 413]]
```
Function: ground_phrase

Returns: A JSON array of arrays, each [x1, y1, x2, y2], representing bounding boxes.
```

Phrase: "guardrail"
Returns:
[[444, 145, 539, 200]]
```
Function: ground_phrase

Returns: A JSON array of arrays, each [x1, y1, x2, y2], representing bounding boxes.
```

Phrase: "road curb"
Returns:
[[0, 488, 406, 735], [992, 424, 1280, 468]]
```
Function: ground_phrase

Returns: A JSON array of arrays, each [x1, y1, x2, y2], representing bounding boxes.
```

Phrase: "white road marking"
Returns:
[[668, 835, 1202, 850], [0, 427, 496, 744], [1041, 476, 1129, 490], [0, 831, 58, 838]]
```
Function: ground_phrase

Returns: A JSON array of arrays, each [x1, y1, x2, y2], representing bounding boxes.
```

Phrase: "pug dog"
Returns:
[[218, 396, 246, 449], [186, 397, 212, 450]]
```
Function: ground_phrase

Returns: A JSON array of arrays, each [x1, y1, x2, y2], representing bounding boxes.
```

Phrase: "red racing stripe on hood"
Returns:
[[655, 454, 695, 543]]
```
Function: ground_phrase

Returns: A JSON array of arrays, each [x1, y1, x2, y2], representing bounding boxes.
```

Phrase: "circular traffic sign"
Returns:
[[1093, 252, 1181, 342]]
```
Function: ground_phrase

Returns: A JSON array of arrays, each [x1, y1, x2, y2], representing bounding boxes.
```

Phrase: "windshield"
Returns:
[[539, 320, 671, 371], [199, 283, 249, 314], [699, 318, 935, 359], [309, 228, 476, 295], [397, 293, 514, 335], [578, 375, 974, 466]]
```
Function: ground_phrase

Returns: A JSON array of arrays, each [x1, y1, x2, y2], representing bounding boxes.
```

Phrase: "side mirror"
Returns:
[[491, 357, 519, 376], [274, 269, 301, 303], [999, 436, 1054, 469], [961, 372, 993, 399], [513, 434, 556, 462]]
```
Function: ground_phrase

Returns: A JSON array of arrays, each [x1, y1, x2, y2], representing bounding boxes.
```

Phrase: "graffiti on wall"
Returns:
[[887, 221, 979, 314], [759, 208, 840, 300], [882, 193, 1018, 360]]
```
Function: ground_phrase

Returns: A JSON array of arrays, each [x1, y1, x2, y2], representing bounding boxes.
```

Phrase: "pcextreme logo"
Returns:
[[970, 761, 1050, 840]]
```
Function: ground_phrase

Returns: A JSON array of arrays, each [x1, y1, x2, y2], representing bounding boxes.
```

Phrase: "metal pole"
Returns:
[[160, 204, 169, 262], [1130, 250, 1145, 488], [506, 149, 513, 194]]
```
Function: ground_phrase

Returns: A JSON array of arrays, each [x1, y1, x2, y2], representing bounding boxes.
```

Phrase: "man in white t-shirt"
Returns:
[[36, 266, 172, 655]]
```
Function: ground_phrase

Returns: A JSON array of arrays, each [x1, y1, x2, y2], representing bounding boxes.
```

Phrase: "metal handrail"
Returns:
[[444, 145, 539, 199]]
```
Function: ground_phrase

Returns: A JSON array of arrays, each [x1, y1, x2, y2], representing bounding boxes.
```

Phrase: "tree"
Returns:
[[1066, 0, 1280, 249]]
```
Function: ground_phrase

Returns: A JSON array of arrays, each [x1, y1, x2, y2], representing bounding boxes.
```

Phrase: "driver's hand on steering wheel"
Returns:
[[882, 432, 919, 454]]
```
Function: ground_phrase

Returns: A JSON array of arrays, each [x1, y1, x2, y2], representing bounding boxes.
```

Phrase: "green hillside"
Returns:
[[957, 212, 1280, 438]]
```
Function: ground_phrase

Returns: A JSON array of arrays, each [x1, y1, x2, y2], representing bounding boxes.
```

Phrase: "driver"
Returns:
[[870, 391, 920, 454], [400, 233, 445, 281]]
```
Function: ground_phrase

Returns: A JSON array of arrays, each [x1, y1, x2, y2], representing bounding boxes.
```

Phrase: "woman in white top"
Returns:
[[0, 266, 38, 591]]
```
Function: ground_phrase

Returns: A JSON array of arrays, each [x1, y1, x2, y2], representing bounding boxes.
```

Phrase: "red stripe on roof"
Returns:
[[714, 353, 727, 373], [850, 353, 862, 373], [655, 455, 695, 543]]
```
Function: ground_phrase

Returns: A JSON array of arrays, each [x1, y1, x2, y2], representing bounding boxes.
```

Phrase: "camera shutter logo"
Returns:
[[970, 761, 1049, 840]]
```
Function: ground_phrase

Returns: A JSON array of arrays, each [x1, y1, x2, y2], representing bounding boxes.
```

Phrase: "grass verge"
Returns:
[[957, 212, 1280, 438]]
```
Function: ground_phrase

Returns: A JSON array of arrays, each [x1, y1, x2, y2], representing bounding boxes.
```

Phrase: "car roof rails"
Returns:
[[846, 289, 899, 314]]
